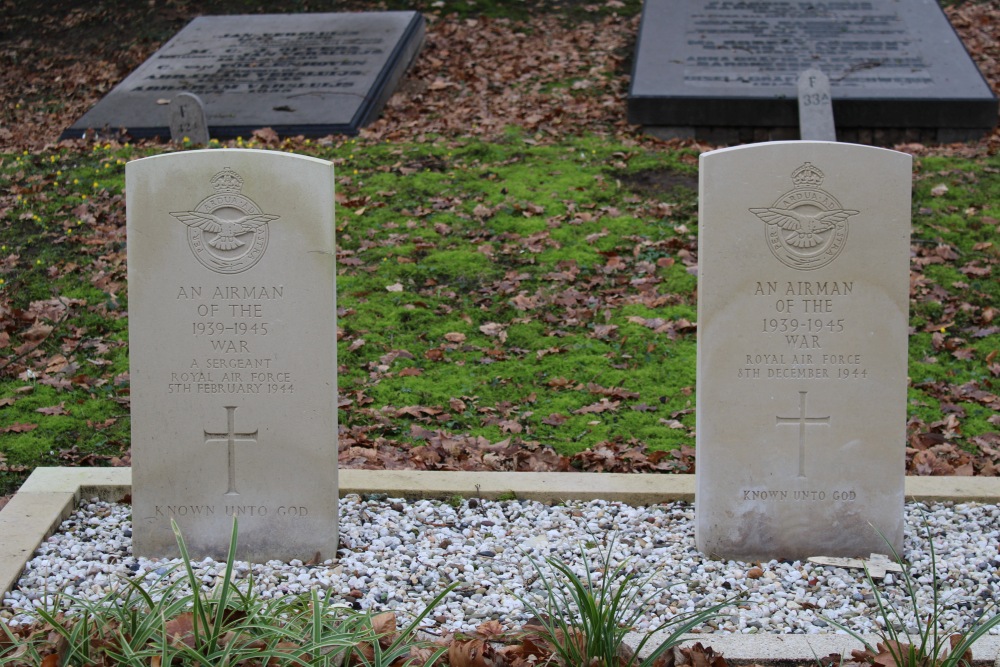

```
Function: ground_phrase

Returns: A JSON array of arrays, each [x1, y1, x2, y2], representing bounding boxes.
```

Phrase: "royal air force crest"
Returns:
[[750, 162, 858, 271], [171, 168, 279, 274]]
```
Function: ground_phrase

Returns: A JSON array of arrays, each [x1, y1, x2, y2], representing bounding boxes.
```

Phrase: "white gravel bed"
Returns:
[[3, 496, 999, 636]]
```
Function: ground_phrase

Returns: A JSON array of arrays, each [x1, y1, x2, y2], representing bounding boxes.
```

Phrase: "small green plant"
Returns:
[[0, 519, 455, 667], [446, 494, 464, 508], [825, 521, 1000, 667], [516, 535, 735, 667], [343, 587, 454, 667]]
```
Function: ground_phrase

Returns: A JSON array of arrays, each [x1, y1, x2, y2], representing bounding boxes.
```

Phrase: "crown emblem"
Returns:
[[211, 167, 244, 194], [791, 162, 824, 188]]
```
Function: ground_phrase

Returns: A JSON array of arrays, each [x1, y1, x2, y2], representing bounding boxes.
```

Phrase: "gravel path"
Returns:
[[4, 496, 999, 637]]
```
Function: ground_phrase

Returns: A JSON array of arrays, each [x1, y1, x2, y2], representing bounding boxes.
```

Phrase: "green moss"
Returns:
[[3, 139, 1000, 491]]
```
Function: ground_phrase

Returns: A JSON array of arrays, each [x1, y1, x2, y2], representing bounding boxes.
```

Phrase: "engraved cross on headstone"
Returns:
[[776, 390, 830, 478], [204, 405, 258, 496]]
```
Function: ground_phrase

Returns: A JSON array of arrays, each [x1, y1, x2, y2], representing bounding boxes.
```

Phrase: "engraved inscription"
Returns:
[[684, 2, 932, 90], [131, 30, 381, 95], [750, 163, 858, 271], [738, 277, 870, 381], [775, 390, 830, 478], [167, 283, 294, 394], [171, 168, 279, 274], [154, 504, 311, 516], [742, 489, 857, 502], [203, 405, 259, 496]]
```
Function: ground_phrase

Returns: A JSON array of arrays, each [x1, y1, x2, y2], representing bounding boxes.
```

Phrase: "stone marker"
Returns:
[[628, 0, 997, 144], [64, 12, 424, 140], [168, 93, 210, 146], [808, 554, 903, 579], [695, 142, 911, 561], [126, 149, 338, 561], [797, 70, 835, 142]]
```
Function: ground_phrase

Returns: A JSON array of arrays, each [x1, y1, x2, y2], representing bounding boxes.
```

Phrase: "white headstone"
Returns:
[[126, 149, 338, 561], [695, 141, 911, 561]]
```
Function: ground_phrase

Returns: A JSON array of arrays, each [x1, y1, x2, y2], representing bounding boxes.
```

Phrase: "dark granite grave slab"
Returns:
[[628, 0, 998, 144], [62, 12, 424, 140]]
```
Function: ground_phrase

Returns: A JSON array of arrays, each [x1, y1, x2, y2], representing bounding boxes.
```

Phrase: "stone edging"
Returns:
[[2, 468, 999, 665]]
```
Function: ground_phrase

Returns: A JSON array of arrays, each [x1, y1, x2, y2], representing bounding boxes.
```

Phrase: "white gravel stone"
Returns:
[[2, 497, 999, 637]]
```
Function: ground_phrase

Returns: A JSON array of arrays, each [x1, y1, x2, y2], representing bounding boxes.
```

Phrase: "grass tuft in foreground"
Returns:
[[0, 518, 454, 667], [515, 534, 736, 666], [822, 518, 1000, 667]]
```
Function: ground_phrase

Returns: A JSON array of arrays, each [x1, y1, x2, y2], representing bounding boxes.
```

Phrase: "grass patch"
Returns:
[[1, 140, 999, 494]]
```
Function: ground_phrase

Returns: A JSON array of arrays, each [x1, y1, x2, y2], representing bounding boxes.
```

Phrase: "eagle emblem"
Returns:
[[750, 163, 856, 270], [170, 211, 280, 251], [172, 167, 279, 274]]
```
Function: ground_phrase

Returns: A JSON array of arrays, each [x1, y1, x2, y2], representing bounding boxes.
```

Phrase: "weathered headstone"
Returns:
[[168, 93, 210, 146], [797, 70, 835, 142], [64, 12, 424, 140], [695, 141, 911, 561], [126, 149, 338, 561], [628, 1, 997, 144]]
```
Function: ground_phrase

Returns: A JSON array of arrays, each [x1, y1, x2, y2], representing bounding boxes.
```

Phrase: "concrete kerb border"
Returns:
[[2, 467, 999, 665]]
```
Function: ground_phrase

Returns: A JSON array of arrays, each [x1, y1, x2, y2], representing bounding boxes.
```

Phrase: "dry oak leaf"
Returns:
[[2, 422, 38, 433], [475, 620, 506, 639], [591, 324, 619, 339], [36, 403, 68, 416], [445, 332, 467, 343], [348, 611, 399, 665], [449, 638, 503, 667], [542, 412, 568, 426], [573, 399, 620, 415], [251, 126, 279, 144], [479, 322, 506, 338], [499, 419, 523, 434]]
